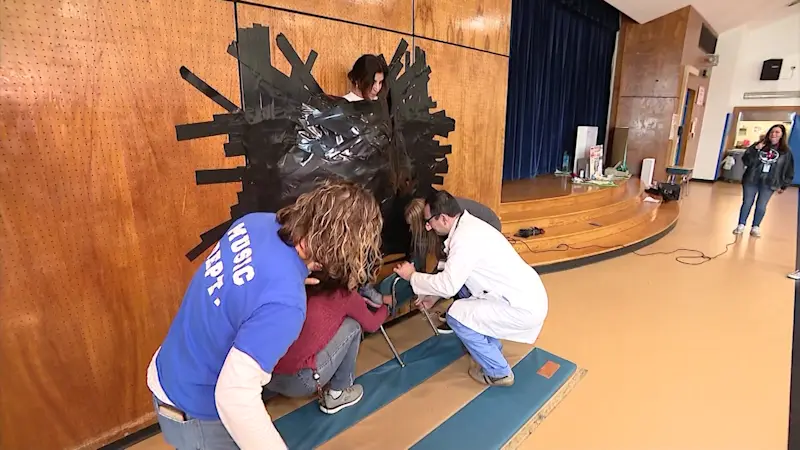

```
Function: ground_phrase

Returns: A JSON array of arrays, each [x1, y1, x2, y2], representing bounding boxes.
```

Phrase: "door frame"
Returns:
[[675, 88, 697, 166], [667, 65, 700, 165], [722, 105, 800, 152]]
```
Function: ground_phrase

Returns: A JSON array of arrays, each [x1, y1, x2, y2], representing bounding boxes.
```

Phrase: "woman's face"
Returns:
[[769, 127, 783, 145], [368, 72, 384, 99]]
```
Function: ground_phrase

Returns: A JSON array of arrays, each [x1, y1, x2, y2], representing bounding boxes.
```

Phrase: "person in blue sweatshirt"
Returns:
[[146, 180, 383, 449]]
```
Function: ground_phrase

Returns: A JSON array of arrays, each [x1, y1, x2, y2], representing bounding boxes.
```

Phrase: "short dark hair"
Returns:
[[347, 55, 387, 96], [425, 190, 462, 218]]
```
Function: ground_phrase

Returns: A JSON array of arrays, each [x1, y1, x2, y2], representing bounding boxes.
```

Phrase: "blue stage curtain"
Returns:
[[503, 0, 620, 181]]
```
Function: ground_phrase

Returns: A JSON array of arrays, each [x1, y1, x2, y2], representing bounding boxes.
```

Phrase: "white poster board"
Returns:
[[574, 126, 598, 174]]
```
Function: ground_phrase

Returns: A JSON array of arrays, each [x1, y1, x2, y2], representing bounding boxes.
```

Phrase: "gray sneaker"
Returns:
[[468, 367, 515, 387], [788, 270, 800, 280], [319, 384, 364, 414]]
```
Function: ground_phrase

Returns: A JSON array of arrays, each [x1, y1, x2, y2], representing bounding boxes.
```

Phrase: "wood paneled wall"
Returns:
[[244, 0, 414, 32], [612, 6, 715, 180], [0, 0, 510, 448], [0, 1, 240, 449], [420, 37, 509, 208], [415, 0, 511, 56]]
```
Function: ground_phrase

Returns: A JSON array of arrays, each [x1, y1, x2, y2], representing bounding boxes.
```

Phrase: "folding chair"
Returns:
[[374, 258, 441, 368]]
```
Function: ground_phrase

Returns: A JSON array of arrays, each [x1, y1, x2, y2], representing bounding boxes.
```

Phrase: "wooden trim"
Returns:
[[606, 23, 626, 165], [667, 65, 701, 165]]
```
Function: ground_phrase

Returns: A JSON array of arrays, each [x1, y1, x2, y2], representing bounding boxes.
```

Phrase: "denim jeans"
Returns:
[[266, 318, 362, 397], [154, 397, 238, 450], [738, 182, 775, 227], [446, 314, 512, 379]]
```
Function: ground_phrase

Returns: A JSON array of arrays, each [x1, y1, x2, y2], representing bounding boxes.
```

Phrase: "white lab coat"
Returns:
[[409, 211, 548, 343]]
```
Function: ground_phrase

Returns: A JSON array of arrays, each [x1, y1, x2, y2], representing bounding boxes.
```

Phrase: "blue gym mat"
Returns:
[[274, 333, 465, 449], [411, 348, 578, 450]]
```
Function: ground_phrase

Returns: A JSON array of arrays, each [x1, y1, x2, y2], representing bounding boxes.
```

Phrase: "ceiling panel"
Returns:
[[604, 0, 797, 33]]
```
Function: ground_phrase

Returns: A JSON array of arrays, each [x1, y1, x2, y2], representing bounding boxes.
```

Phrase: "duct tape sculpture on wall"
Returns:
[[176, 24, 455, 261]]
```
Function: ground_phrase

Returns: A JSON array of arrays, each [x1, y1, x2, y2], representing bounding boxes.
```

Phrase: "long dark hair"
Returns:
[[761, 124, 790, 153], [347, 55, 387, 97]]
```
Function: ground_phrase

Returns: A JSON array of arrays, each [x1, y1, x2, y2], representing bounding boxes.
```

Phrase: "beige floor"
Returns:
[[526, 182, 795, 450], [133, 182, 796, 450]]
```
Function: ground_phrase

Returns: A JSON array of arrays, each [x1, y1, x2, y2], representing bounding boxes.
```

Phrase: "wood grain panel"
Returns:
[[617, 9, 688, 98], [416, 37, 508, 212], [0, 0, 240, 448], [243, 0, 413, 33], [678, 7, 713, 169], [414, 0, 511, 55], [237, 4, 408, 97], [616, 97, 677, 180]]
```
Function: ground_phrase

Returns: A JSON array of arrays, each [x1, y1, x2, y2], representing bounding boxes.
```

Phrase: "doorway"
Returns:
[[675, 88, 697, 166]]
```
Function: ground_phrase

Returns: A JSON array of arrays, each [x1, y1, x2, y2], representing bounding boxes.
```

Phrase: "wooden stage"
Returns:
[[500, 175, 680, 270]]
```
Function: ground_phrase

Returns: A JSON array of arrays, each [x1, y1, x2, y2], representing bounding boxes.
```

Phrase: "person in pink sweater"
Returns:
[[265, 288, 391, 414]]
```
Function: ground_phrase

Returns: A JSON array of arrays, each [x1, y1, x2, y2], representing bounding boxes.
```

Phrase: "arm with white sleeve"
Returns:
[[409, 231, 480, 298], [215, 303, 304, 449]]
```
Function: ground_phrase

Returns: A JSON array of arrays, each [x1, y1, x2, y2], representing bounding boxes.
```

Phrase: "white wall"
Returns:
[[693, 11, 800, 180]]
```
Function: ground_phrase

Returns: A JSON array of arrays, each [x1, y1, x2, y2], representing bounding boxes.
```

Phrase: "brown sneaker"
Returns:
[[468, 366, 514, 386]]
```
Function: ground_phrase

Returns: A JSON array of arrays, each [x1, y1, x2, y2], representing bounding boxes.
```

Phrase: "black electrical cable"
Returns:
[[506, 233, 741, 266], [632, 234, 741, 266]]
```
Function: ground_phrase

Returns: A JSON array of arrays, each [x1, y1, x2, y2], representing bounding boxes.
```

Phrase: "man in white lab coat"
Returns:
[[394, 190, 548, 386]]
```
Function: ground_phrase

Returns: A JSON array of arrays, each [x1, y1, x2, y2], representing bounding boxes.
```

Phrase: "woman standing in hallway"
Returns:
[[733, 124, 794, 237], [343, 54, 387, 102]]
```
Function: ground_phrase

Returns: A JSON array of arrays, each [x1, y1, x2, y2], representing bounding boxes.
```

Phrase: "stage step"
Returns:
[[498, 176, 678, 270], [498, 178, 637, 218], [507, 199, 658, 248], [512, 201, 680, 269], [501, 181, 643, 233]]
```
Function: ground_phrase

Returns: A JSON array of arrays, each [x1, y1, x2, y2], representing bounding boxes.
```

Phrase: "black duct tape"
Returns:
[[185, 219, 233, 261], [179, 66, 239, 113], [224, 139, 246, 157], [176, 25, 456, 261], [195, 167, 246, 185]]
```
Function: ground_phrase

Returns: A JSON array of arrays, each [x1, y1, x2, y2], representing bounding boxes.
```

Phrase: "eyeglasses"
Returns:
[[424, 215, 437, 224]]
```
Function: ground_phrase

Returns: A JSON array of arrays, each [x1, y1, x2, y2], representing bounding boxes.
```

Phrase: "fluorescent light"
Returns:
[[742, 91, 800, 99]]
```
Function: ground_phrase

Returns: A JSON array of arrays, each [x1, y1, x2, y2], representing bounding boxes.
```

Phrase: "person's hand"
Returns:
[[382, 294, 393, 306], [393, 261, 416, 281], [756, 142, 765, 150], [414, 295, 438, 310], [304, 262, 321, 285]]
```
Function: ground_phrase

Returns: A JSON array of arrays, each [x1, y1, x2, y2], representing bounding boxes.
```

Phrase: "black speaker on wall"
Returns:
[[760, 59, 783, 80]]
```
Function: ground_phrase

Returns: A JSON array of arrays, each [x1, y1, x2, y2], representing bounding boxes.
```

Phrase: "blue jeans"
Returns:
[[154, 397, 237, 449], [447, 314, 512, 378], [265, 318, 361, 398], [738, 182, 775, 227]]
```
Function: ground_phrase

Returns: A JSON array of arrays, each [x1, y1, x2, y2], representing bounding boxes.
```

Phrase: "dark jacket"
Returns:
[[456, 197, 502, 231], [742, 143, 794, 190]]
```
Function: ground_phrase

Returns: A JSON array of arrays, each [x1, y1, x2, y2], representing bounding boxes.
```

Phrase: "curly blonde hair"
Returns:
[[404, 198, 444, 262], [276, 180, 383, 290]]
